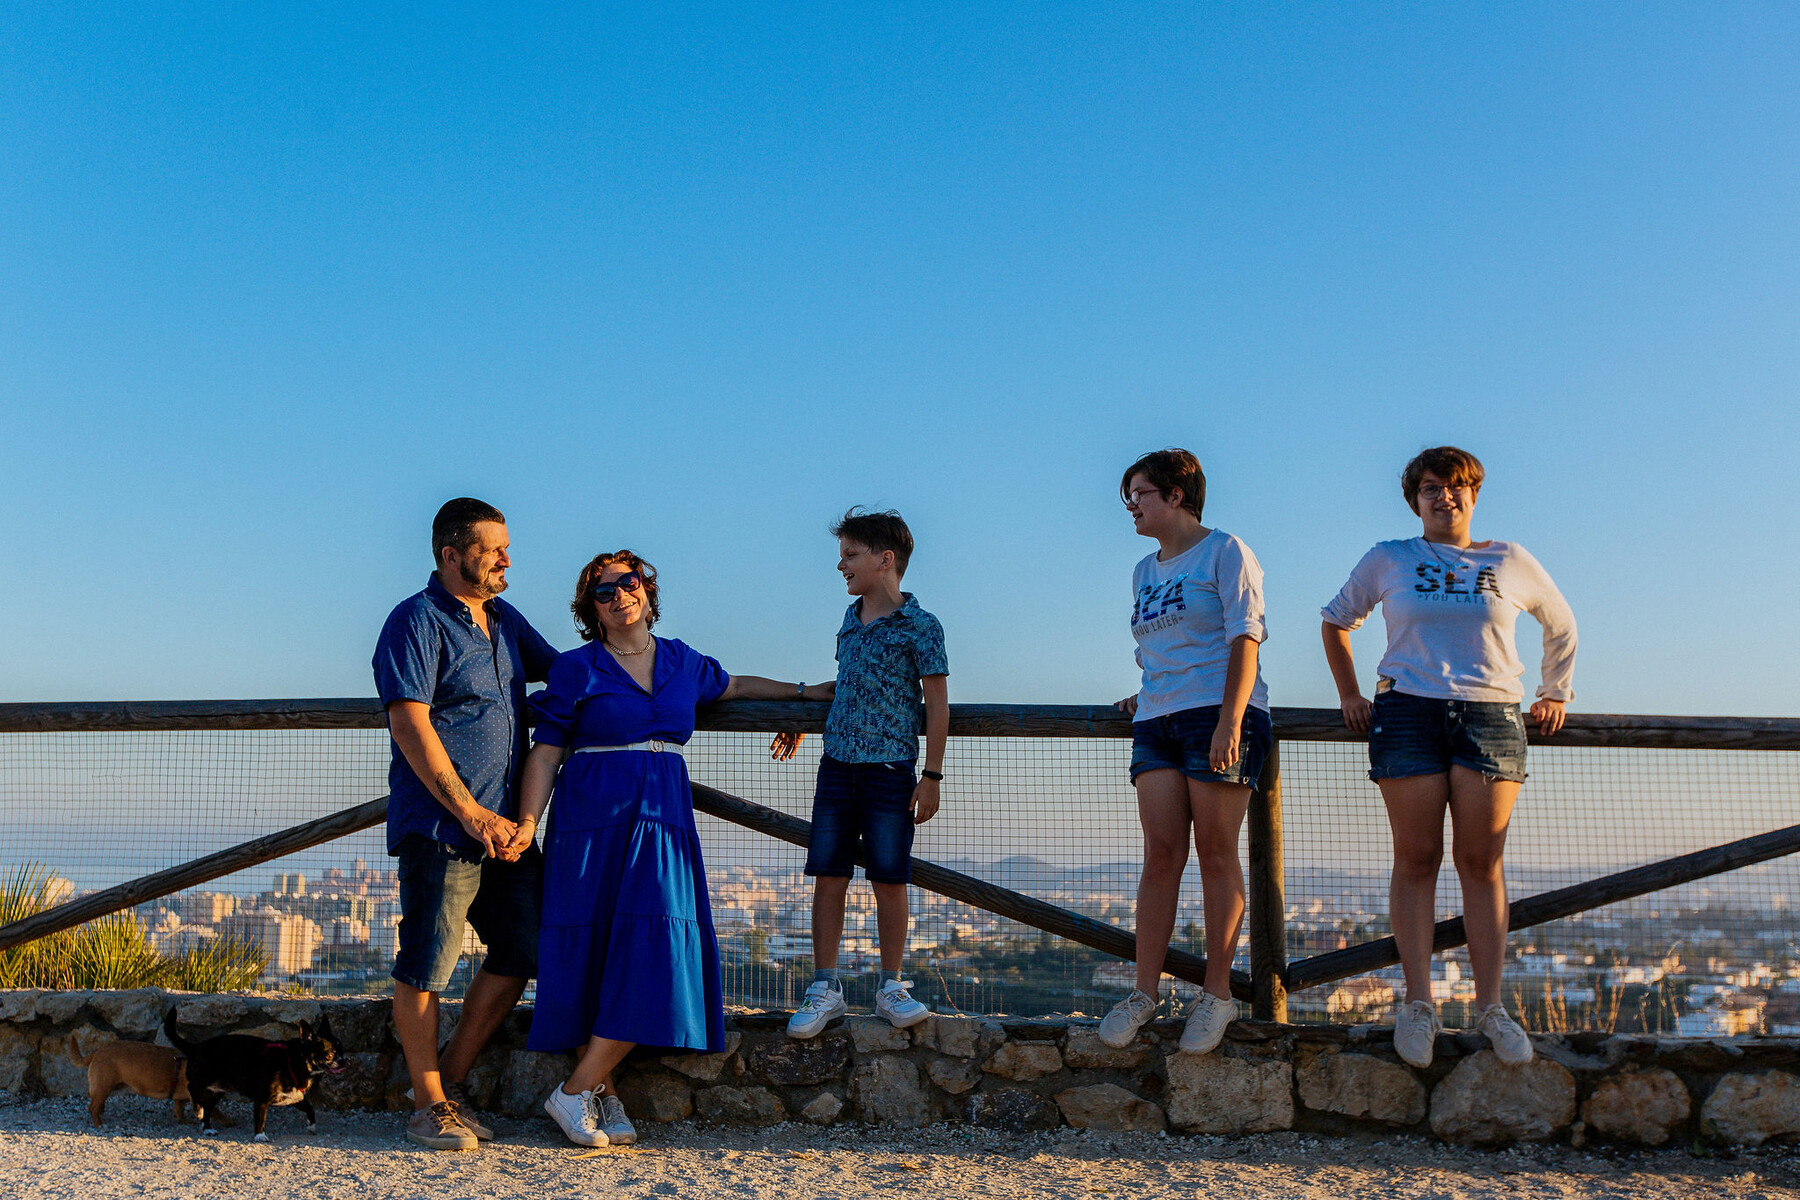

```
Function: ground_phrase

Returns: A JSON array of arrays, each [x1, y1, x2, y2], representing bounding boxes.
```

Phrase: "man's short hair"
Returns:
[[1400, 446, 1485, 511], [830, 508, 914, 577], [1120, 449, 1206, 524], [432, 498, 506, 563]]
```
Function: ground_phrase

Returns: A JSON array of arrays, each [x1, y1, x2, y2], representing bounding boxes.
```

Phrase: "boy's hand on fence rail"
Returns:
[[769, 733, 804, 761], [1339, 694, 1372, 733], [1114, 694, 1139, 717], [911, 777, 940, 825], [1531, 698, 1566, 736]]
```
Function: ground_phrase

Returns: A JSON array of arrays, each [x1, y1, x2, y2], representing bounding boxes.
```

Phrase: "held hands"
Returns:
[[911, 776, 940, 825], [459, 807, 519, 860], [1115, 694, 1139, 717], [1339, 694, 1372, 733], [1530, 698, 1567, 736], [497, 816, 537, 861]]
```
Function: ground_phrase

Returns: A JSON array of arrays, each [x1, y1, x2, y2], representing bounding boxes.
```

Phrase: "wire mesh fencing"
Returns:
[[1, 714, 1797, 1035]]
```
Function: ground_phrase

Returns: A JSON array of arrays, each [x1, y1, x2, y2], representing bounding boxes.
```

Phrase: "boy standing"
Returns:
[[787, 509, 949, 1037]]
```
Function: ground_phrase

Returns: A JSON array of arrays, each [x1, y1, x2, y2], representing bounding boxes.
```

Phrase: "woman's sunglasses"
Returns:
[[590, 572, 644, 603]]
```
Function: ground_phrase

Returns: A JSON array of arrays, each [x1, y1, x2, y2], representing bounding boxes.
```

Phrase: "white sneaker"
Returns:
[[1097, 989, 1157, 1049], [543, 1086, 607, 1147], [874, 979, 930, 1029], [1475, 1004, 1534, 1065], [786, 979, 848, 1039], [1393, 999, 1442, 1068], [1177, 990, 1236, 1055], [596, 1093, 637, 1145]]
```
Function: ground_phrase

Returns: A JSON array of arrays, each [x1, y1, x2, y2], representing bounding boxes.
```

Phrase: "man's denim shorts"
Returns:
[[391, 834, 543, 993], [1367, 689, 1529, 785], [1129, 704, 1274, 788], [805, 755, 917, 884]]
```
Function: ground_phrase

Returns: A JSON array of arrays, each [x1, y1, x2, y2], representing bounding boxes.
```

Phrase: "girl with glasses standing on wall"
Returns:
[[1320, 446, 1577, 1069], [512, 550, 829, 1147], [1098, 449, 1272, 1054]]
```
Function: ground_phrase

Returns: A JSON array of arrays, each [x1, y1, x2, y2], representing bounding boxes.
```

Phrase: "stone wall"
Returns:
[[6, 988, 1800, 1148]]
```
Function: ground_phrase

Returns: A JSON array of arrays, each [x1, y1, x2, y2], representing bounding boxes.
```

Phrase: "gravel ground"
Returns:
[[4, 1094, 1799, 1200]]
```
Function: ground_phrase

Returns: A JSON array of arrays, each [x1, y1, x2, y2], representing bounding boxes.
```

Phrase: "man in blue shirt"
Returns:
[[372, 497, 558, 1151]]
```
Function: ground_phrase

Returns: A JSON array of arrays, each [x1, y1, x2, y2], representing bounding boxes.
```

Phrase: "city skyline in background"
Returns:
[[4, 5, 1799, 716]]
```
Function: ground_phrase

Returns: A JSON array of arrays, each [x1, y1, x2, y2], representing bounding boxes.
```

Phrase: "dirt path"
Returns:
[[3, 1095, 1797, 1200]]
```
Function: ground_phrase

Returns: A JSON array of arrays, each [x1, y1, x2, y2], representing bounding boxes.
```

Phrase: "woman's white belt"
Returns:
[[570, 740, 684, 757]]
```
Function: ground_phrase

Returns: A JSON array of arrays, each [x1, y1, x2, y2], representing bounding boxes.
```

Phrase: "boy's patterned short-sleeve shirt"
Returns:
[[823, 593, 948, 764]]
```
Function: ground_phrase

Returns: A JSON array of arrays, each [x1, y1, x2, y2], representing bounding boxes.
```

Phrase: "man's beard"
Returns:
[[460, 560, 507, 598]]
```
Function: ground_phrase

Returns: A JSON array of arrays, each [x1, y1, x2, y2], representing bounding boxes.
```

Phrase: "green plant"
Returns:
[[0, 863, 266, 991]]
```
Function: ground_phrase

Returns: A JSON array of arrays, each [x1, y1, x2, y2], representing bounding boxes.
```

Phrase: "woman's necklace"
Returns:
[[607, 637, 653, 657]]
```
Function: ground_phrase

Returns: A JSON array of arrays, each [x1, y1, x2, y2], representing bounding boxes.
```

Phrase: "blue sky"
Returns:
[[5, 3, 1797, 714]]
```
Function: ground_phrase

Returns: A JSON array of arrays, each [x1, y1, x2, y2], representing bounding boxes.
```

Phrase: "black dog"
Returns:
[[163, 1008, 341, 1142]]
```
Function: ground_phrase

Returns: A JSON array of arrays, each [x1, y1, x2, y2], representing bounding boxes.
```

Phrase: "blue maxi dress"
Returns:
[[525, 637, 730, 1054]]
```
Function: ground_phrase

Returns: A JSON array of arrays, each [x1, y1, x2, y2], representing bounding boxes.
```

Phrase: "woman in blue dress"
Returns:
[[512, 550, 830, 1147]]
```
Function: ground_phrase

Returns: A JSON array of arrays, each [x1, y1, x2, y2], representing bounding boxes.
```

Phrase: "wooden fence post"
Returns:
[[1247, 741, 1287, 1022]]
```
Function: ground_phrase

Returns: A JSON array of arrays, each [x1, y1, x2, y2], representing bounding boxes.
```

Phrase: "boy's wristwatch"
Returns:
[[920, 769, 944, 781]]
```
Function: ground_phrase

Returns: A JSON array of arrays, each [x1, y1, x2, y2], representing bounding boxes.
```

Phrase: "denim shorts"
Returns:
[[1129, 704, 1273, 788], [1367, 689, 1528, 784], [804, 755, 917, 884], [391, 834, 543, 993]]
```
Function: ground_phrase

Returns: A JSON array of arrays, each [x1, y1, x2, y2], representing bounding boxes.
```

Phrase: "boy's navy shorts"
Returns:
[[1367, 689, 1528, 784], [805, 754, 917, 884]]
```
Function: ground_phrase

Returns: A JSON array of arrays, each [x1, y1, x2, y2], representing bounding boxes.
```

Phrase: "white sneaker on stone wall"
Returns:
[[543, 1085, 607, 1147], [1475, 1004, 1534, 1065], [1097, 989, 1157, 1049], [597, 1093, 638, 1145], [787, 980, 848, 1039], [1177, 990, 1236, 1055], [1392, 999, 1442, 1068], [875, 979, 930, 1029]]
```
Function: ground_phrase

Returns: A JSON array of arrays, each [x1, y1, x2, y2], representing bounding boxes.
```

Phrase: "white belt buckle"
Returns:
[[647, 739, 667, 753]]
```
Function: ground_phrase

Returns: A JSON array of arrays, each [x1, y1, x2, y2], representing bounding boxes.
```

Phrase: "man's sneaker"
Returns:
[[787, 980, 848, 1039], [543, 1086, 607, 1148], [596, 1093, 638, 1145], [443, 1082, 493, 1141], [1393, 999, 1442, 1068], [1177, 990, 1236, 1055], [1097, 989, 1157, 1049], [1475, 1004, 1534, 1065], [874, 979, 930, 1029], [406, 1102, 478, 1151]]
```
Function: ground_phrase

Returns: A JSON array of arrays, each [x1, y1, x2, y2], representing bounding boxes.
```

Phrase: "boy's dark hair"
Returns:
[[432, 498, 506, 564], [570, 550, 661, 644], [831, 508, 914, 577], [1120, 449, 1206, 524], [1400, 446, 1485, 511]]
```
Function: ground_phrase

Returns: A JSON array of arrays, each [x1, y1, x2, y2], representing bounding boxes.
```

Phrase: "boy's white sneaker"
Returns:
[[1392, 999, 1442, 1068], [543, 1086, 607, 1147], [786, 979, 848, 1039], [1177, 990, 1236, 1055], [874, 978, 930, 1029], [1097, 989, 1157, 1049], [1475, 1004, 1534, 1065]]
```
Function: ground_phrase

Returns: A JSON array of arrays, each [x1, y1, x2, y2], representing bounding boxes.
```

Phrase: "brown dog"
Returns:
[[67, 1036, 197, 1127]]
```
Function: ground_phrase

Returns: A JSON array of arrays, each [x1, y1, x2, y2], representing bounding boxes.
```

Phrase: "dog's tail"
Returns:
[[65, 1035, 94, 1067], [162, 1007, 195, 1055]]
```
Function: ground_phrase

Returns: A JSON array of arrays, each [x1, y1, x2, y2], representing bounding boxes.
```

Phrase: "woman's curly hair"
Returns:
[[571, 550, 661, 644]]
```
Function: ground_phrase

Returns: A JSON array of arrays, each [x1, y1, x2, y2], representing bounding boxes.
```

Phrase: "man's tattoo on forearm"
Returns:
[[433, 769, 479, 813]]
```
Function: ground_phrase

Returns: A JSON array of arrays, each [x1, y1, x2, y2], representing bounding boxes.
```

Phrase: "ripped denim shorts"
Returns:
[[1367, 688, 1528, 784]]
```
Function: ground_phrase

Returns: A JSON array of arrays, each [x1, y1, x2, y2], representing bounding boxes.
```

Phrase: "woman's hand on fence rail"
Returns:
[[1530, 698, 1567, 736], [769, 732, 803, 761]]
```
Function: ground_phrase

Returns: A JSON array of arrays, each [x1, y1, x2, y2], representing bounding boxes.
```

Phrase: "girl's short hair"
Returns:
[[571, 550, 661, 644], [1401, 446, 1486, 510], [1120, 449, 1206, 524]]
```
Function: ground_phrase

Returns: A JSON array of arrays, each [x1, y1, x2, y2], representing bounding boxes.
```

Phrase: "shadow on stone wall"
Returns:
[[4, 989, 1800, 1148]]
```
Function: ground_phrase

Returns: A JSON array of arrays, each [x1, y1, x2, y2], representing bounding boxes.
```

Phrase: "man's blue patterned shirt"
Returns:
[[822, 593, 949, 764]]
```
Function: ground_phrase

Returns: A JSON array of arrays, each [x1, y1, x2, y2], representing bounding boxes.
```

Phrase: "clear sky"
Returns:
[[5, 3, 1797, 715]]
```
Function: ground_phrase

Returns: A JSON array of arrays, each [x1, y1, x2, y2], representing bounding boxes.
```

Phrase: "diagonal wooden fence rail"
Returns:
[[3, 699, 1798, 1021]]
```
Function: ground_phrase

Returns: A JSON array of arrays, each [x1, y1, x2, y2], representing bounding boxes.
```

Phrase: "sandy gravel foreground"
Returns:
[[4, 1095, 1799, 1200]]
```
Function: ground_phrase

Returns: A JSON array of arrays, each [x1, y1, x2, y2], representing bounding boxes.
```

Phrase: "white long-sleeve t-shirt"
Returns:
[[1130, 530, 1270, 720], [1321, 538, 1577, 703]]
